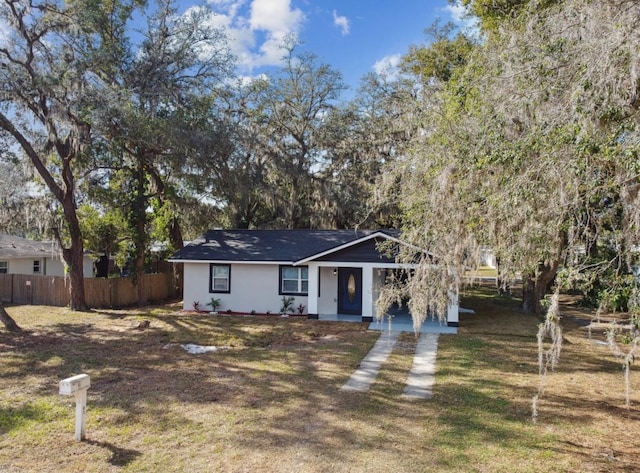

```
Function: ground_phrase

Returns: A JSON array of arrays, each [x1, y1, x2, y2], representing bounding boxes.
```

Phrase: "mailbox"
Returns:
[[59, 374, 90, 395], [59, 374, 90, 441]]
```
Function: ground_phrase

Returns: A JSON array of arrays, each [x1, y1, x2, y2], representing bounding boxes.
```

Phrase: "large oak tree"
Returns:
[[0, 0, 102, 310], [383, 0, 640, 321]]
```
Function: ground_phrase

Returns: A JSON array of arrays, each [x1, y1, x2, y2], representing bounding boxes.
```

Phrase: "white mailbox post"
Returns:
[[59, 374, 90, 441]]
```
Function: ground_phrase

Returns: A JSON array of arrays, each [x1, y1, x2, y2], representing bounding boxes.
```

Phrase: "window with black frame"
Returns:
[[279, 265, 308, 295], [209, 264, 231, 293]]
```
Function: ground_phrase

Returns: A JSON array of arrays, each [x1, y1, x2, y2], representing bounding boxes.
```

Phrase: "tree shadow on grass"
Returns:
[[84, 439, 141, 467], [3, 299, 638, 471]]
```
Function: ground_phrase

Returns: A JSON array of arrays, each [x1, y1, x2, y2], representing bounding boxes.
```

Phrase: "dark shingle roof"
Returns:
[[0, 234, 60, 259], [170, 229, 400, 262]]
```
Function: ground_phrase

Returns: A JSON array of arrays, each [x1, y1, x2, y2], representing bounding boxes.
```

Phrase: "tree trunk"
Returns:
[[521, 260, 559, 315], [63, 245, 89, 311], [134, 206, 147, 307], [0, 301, 21, 332], [495, 257, 510, 295], [134, 162, 148, 307], [135, 254, 146, 307], [288, 181, 298, 229], [168, 217, 184, 299], [66, 242, 88, 311], [59, 189, 89, 311], [521, 272, 536, 312], [147, 165, 184, 298]]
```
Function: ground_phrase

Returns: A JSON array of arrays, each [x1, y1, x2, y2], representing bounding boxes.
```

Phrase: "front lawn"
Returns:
[[0, 291, 638, 472]]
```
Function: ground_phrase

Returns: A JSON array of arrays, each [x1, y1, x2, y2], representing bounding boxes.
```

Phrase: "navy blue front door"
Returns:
[[338, 267, 362, 315]]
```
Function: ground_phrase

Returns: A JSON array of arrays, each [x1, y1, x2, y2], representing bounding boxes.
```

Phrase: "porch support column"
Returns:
[[447, 285, 459, 327], [307, 262, 319, 319], [361, 265, 374, 322]]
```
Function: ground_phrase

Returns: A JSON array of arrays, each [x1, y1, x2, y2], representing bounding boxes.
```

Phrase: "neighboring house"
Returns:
[[480, 246, 497, 268], [0, 234, 94, 278], [169, 229, 459, 326]]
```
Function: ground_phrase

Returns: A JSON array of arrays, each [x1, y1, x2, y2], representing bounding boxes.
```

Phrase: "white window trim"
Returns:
[[279, 265, 308, 295], [209, 263, 231, 293]]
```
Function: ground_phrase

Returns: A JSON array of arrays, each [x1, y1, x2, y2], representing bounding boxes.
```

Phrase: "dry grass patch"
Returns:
[[0, 292, 639, 472], [465, 266, 499, 279]]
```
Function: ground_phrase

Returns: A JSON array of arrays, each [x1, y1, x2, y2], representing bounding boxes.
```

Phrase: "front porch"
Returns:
[[317, 306, 458, 334], [295, 231, 459, 330], [305, 264, 459, 330]]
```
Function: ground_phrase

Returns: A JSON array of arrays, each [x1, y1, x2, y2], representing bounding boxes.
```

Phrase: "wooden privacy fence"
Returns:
[[0, 273, 177, 308]]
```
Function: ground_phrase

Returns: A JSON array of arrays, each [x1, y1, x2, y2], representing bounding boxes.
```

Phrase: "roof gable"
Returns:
[[307, 237, 397, 264], [294, 231, 402, 264]]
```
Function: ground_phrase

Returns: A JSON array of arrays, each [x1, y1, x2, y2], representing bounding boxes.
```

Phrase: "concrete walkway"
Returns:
[[340, 331, 400, 392], [341, 331, 440, 399], [402, 332, 439, 399]]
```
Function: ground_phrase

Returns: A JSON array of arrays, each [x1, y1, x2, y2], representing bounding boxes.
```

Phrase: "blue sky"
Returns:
[[178, 0, 469, 92], [0, 1, 469, 92]]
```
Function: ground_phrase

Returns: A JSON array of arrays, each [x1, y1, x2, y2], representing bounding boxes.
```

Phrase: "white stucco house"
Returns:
[[169, 229, 459, 327], [0, 234, 94, 278]]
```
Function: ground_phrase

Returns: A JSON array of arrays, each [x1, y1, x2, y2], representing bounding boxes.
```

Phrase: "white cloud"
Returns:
[[235, 72, 269, 87], [445, 1, 467, 23], [249, 0, 303, 32], [207, 0, 247, 19], [373, 54, 402, 78], [332, 10, 350, 36], [203, 0, 305, 71], [444, 1, 479, 34], [248, 0, 305, 66]]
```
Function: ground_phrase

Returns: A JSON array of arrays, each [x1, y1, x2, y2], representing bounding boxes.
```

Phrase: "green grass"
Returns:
[[0, 292, 638, 472]]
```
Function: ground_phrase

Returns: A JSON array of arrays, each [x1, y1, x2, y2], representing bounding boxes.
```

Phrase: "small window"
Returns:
[[279, 266, 308, 295], [0, 261, 7, 274], [209, 264, 231, 293], [33, 260, 41, 274]]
